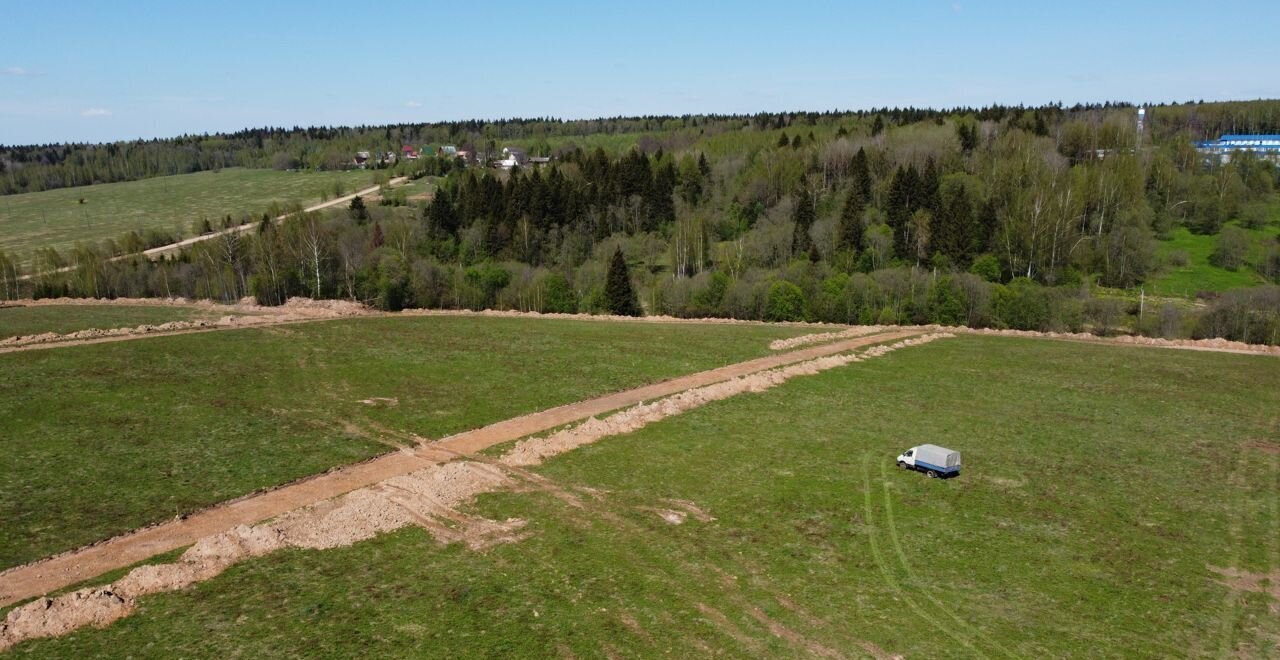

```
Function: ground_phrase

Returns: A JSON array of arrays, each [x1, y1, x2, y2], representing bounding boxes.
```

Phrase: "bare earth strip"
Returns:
[[0, 330, 916, 610]]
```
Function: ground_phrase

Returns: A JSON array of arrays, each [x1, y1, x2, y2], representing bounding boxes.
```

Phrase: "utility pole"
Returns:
[[1139, 287, 1145, 330]]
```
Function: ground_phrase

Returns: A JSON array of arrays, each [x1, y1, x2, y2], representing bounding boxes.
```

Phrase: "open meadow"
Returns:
[[0, 315, 811, 570], [1147, 222, 1278, 298], [4, 330, 1277, 657], [0, 304, 223, 338], [0, 169, 373, 262]]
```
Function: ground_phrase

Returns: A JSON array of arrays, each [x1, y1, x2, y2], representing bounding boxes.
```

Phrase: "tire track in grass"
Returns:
[[434, 449, 769, 657], [861, 455, 987, 658], [1260, 448, 1280, 653], [1215, 450, 1251, 657], [463, 451, 844, 658], [877, 460, 1024, 660]]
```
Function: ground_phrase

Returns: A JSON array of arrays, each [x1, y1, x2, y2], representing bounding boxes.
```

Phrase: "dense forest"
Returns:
[[2, 100, 1279, 344]]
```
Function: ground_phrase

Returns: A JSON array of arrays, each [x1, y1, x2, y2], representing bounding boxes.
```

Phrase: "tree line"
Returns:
[[3, 101, 1279, 344]]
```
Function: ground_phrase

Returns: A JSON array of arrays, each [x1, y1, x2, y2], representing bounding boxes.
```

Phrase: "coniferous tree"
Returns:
[[777, 133, 791, 148], [851, 148, 872, 200], [956, 121, 979, 153], [348, 195, 368, 222], [885, 165, 918, 257], [934, 181, 974, 264], [791, 187, 816, 256], [871, 115, 885, 136], [425, 195, 458, 237], [604, 246, 641, 316], [838, 181, 866, 252]]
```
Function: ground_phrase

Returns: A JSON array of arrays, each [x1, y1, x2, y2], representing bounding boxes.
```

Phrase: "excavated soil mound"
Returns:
[[0, 297, 372, 349], [0, 461, 517, 650], [950, 325, 1280, 356], [768, 326, 886, 351]]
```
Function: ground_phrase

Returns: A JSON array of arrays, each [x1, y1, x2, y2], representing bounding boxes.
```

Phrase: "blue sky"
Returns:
[[1, 0, 1277, 145]]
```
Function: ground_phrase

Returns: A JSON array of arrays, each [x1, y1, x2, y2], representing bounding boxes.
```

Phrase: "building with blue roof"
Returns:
[[1195, 134, 1280, 163]]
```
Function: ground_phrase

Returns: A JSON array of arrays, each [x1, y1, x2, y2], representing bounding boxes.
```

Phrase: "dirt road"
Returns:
[[16, 177, 408, 280], [139, 177, 407, 261], [0, 330, 914, 608]]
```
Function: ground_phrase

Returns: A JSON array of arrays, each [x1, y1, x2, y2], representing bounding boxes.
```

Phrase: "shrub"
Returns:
[[992, 278, 1052, 331], [1209, 226, 1250, 271], [764, 280, 805, 322], [1085, 297, 1128, 336], [969, 254, 1002, 283], [927, 276, 967, 326], [541, 272, 577, 313]]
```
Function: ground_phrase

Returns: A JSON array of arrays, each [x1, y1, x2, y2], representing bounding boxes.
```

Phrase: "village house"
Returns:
[[497, 146, 529, 170]]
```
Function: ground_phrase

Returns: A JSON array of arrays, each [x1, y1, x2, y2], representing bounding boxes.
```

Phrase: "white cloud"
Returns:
[[81, 107, 112, 117], [2, 66, 28, 76], [404, 101, 422, 108]]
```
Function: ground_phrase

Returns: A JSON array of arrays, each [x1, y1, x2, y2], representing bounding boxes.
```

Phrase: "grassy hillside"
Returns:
[[0, 315, 808, 569], [1147, 223, 1276, 297], [0, 168, 372, 261], [10, 336, 1278, 657], [0, 304, 219, 338]]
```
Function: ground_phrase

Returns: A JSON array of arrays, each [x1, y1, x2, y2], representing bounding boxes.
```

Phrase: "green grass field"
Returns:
[[1147, 223, 1276, 297], [10, 335, 1278, 657], [0, 304, 216, 338], [0, 168, 373, 262], [0, 316, 808, 570]]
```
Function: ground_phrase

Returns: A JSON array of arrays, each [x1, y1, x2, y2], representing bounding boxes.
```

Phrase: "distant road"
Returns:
[[19, 177, 408, 279], [141, 177, 408, 260]]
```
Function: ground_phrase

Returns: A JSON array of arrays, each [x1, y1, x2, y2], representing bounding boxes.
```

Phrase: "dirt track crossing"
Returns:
[[0, 330, 918, 612]]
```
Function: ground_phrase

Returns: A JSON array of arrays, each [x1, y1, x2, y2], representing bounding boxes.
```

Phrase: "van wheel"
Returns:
[[897, 461, 907, 469], [926, 470, 938, 478]]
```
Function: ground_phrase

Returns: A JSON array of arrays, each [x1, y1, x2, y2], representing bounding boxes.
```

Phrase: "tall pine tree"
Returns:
[[605, 246, 641, 316]]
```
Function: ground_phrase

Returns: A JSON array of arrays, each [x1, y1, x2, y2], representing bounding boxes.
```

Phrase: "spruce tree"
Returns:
[[871, 115, 885, 136], [851, 147, 872, 200], [605, 246, 641, 316], [838, 183, 866, 252], [791, 187, 815, 256], [777, 133, 790, 148], [348, 195, 368, 222]]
